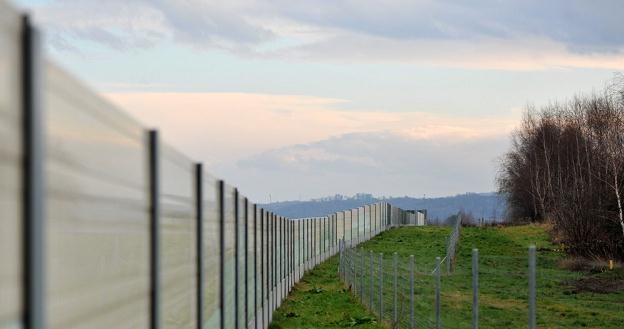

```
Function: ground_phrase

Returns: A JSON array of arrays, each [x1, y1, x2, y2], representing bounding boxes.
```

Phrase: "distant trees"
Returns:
[[498, 76, 624, 259]]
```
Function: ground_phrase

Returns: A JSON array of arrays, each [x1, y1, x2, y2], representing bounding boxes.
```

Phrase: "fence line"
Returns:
[[0, 3, 423, 329], [339, 244, 539, 329]]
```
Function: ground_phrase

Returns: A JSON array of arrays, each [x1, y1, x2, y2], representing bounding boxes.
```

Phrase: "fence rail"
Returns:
[[0, 2, 421, 329]]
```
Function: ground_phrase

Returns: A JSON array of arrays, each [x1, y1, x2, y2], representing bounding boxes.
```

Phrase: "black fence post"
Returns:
[[234, 189, 239, 329], [195, 164, 204, 329], [148, 130, 161, 329], [22, 14, 45, 329], [218, 180, 224, 329], [244, 197, 249, 329], [253, 204, 258, 329]]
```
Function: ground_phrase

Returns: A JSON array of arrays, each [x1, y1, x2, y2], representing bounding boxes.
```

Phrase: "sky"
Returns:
[[15, 0, 624, 202]]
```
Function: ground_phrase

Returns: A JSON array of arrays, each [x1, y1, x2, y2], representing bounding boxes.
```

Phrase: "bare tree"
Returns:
[[498, 78, 624, 259]]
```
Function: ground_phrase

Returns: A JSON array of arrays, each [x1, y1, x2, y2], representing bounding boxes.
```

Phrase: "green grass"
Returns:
[[270, 256, 385, 329], [356, 225, 624, 329], [272, 225, 624, 328]]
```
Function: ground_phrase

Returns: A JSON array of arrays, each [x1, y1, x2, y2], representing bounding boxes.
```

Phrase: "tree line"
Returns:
[[498, 75, 624, 259]]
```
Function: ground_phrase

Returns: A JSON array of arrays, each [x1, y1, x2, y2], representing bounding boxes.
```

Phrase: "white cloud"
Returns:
[[23, 0, 624, 69], [104, 92, 516, 201], [266, 33, 624, 70], [105, 92, 518, 166], [223, 131, 510, 201]]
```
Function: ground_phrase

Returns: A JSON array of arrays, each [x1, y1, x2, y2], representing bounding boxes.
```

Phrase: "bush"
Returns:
[[498, 75, 624, 260]]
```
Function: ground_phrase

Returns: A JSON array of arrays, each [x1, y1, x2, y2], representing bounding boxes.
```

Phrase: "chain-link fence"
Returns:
[[339, 243, 542, 329], [339, 240, 624, 329]]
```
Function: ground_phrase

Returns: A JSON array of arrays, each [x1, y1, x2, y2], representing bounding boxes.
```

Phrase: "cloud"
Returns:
[[268, 0, 624, 53], [270, 34, 624, 70], [24, 0, 624, 69], [104, 91, 516, 200], [105, 92, 518, 166], [28, 0, 273, 52], [224, 131, 510, 201]]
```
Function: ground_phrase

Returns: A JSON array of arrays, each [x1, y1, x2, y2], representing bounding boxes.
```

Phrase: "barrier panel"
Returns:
[[0, 3, 23, 328], [223, 185, 236, 329], [202, 173, 220, 328], [160, 145, 196, 328], [46, 64, 151, 329]]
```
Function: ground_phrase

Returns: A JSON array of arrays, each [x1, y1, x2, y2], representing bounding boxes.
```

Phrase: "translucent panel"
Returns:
[[331, 215, 336, 251], [294, 220, 300, 269], [223, 185, 236, 329], [344, 210, 352, 244], [268, 214, 277, 308], [267, 213, 273, 316], [254, 208, 262, 322], [278, 217, 283, 283], [332, 215, 337, 251], [365, 205, 371, 239], [305, 219, 310, 263], [0, 2, 22, 328], [323, 217, 329, 255], [276, 217, 281, 287], [372, 204, 378, 234], [45, 65, 149, 329], [237, 195, 245, 328], [320, 217, 324, 256], [336, 212, 344, 243], [286, 219, 291, 279], [202, 174, 219, 329], [315, 219, 321, 258], [246, 201, 254, 326], [351, 209, 359, 243], [160, 145, 196, 329], [283, 219, 288, 282], [283, 217, 287, 280], [375, 203, 381, 233], [261, 211, 268, 315], [358, 207, 366, 239]]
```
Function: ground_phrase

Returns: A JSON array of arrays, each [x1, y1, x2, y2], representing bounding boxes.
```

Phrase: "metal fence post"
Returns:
[[360, 250, 365, 302], [379, 253, 383, 322], [472, 249, 479, 329], [233, 189, 240, 329], [529, 245, 536, 329], [393, 252, 398, 325], [339, 239, 344, 280], [352, 249, 357, 293], [410, 255, 414, 329], [369, 251, 374, 309], [195, 164, 204, 329], [217, 180, 224, 329], [435, 256, 441, 329], [149, 131, 161, 329], [22, 15, 45, 329]]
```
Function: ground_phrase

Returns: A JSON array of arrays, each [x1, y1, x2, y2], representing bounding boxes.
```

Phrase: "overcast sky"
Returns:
[[16, 0, 624, 202]]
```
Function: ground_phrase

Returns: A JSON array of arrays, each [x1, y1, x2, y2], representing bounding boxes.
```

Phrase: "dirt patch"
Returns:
[[564, 276, 624, 294]]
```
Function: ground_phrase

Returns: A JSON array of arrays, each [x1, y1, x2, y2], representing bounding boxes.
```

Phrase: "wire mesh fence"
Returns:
[[340, 238, 624, 329], [339, 242, 546, 329]]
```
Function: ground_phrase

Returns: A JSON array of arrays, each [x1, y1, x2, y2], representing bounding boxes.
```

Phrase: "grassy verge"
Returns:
[[357, 225, 624, 329], [270, 256, 385, 329]]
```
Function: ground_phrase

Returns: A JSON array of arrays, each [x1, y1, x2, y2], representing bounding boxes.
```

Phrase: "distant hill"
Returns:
[[261, 192, 507, 222]]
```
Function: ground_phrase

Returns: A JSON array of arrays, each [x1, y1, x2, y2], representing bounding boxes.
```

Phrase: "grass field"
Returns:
[[272, 225, 624, 328], [269, 256, 384, 329]]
